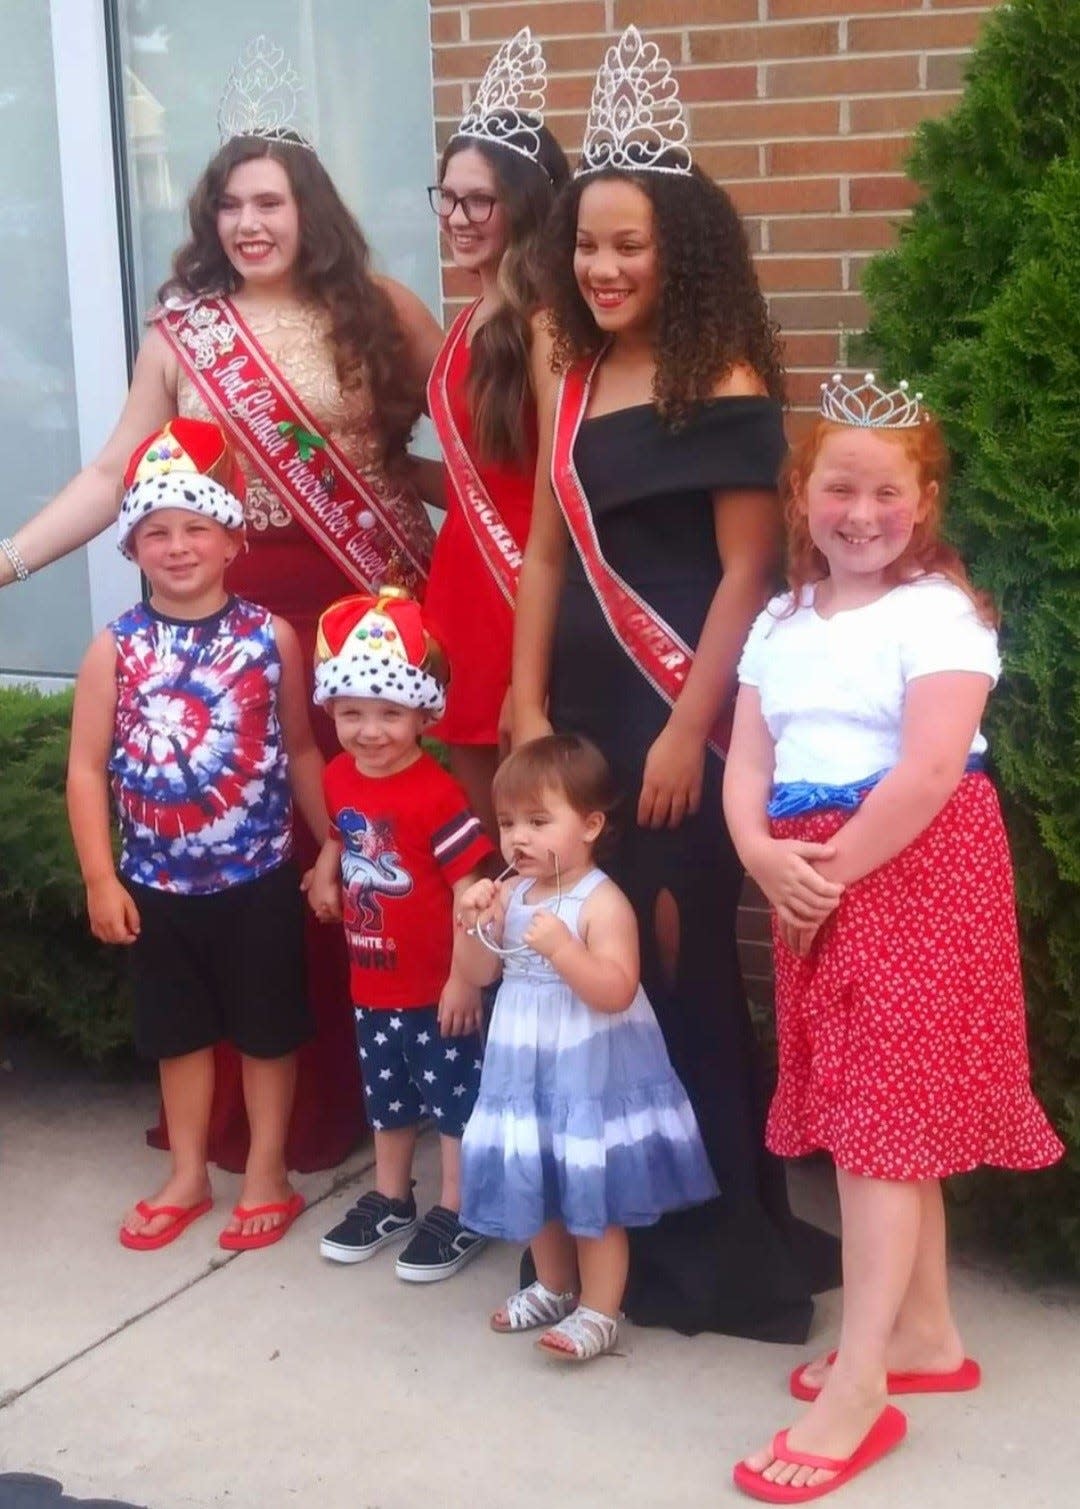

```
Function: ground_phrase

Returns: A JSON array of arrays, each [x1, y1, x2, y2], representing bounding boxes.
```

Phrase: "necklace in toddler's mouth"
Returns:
[[472, 854, 564, 958]]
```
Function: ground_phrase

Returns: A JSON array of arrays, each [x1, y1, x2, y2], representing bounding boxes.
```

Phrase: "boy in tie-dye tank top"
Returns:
[[67, 420, 328, 1255]]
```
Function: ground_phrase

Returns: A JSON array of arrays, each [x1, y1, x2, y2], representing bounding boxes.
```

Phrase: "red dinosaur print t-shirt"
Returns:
[[323, 751, 493, 1009]]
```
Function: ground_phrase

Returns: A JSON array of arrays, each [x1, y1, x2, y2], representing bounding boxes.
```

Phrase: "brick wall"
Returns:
[[429, 0, 1000, 1007]]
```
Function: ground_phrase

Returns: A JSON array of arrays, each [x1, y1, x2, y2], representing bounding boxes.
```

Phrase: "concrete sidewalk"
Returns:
[[1, 1042, 1077, 1509]]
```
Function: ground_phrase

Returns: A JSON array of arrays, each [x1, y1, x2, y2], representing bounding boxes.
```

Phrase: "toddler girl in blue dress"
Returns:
[[454, 734, 717, 1362]]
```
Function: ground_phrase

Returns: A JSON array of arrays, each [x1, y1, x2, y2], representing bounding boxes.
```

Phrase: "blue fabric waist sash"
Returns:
[[768, 754, 985, 819]]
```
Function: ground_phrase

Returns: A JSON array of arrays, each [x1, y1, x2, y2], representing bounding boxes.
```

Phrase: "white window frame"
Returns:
[[49, 0, 138, 637]]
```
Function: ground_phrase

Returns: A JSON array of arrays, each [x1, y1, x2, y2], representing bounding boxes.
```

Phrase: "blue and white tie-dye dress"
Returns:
[[460, 869, 719, 1240]]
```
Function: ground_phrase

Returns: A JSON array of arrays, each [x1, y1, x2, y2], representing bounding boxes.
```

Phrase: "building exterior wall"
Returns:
[[429, 0, 1000, 1007], [429, 0, 998, 418]]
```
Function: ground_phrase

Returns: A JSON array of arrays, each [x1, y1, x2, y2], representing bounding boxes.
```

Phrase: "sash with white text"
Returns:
[[427, 302, 523, 608], [158, 298, 433, 594], [551, 352, 729, 758]]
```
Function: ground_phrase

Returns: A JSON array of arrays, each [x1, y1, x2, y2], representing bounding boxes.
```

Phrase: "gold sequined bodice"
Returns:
[[175, 300, 386, 534]]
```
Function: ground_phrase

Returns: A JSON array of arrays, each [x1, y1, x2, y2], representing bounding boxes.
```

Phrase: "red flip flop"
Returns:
[[219, 1192, 306, 1250], [732, 1405, 907, 1503], [119, 1198, 213, 1251], [790, 1350, 981, 1402]]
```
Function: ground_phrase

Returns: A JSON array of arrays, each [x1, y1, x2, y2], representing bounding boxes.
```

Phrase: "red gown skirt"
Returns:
[[148, 526, 365, 1172], [767, 773, 1063, 1181], [425, 333, 534, 746]]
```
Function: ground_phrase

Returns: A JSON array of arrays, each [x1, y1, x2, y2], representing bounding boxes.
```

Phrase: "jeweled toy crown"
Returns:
[[577, 26, 692, 178], [820, 372, 927, 429], [217, 35, 315, 150], [455, 28, 547, 164]]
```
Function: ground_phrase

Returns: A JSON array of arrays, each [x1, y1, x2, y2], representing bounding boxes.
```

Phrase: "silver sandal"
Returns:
[[536, 1304, 619, 1362], [490, 1279, 578, 1333]]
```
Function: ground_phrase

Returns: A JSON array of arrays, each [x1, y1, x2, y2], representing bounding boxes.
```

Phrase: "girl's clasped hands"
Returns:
[[745, 836, 843, 956]]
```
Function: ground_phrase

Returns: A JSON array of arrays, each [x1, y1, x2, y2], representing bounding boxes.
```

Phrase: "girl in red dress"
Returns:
[[724, 378, 1063, 1503], [424, 29, 569, 835]]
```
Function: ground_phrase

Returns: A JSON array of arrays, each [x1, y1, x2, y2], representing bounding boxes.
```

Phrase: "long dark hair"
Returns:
[[439, 120, 569, 465], [160, 135, 420, 472], [543, 162, 785, 425]]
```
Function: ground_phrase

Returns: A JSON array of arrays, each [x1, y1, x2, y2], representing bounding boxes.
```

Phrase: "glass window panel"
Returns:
[[0, 7, 91, 678]]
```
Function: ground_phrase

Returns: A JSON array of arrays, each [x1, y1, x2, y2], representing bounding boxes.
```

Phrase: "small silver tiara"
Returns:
[[217, 36, 315, 151], [820, 372, 927, 429], [455, 28, 547, 164], [577, 26, 692, 178]]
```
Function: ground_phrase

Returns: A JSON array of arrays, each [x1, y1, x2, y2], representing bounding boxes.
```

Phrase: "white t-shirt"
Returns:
[[737, 576, 1000, 786]]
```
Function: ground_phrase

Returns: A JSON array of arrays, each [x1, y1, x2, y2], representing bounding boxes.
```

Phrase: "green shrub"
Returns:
[[0, 686, 132, 1060], [0, 691, 446, 1065], [861, 0, 1080, 1271]]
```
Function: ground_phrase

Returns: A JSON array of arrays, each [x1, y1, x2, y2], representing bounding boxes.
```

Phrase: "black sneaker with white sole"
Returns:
[[319, 1190, 417, 1264], [395, 1205, 487, 1283]]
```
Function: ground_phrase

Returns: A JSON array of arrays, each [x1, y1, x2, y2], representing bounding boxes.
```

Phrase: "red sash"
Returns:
[[426, 302, 523, 608], [158, 297, 433, 594], [551, 352, 729, 758]]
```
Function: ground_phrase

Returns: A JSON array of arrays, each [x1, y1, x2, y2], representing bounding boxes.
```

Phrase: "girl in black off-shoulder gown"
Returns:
[[513, 160, 838, 1341], [553, 401, 837, 1339]]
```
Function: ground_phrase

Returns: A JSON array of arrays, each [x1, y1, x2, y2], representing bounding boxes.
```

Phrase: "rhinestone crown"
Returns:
[[577, 26, 692, 178], [217, 36, 315, 150], [455, 28, 548, 165], [820, 372, 927, 429]]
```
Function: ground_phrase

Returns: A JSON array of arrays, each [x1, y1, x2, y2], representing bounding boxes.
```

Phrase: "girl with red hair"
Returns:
[[724, 380, 1062, 1503]]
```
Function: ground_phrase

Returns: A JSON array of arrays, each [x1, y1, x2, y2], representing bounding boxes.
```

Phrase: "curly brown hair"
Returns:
[[159, 135, 420, 473], [440, 120, 569, 465], [542, 164, 784, 425]]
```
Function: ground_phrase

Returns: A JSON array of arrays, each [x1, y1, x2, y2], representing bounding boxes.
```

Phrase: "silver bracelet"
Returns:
[[0, 536, 30, 583]]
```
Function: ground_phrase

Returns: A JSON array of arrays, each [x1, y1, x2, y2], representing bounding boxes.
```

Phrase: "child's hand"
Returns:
[[302, 868, 342, 923], [86, 876, 141, 945], [456, 877, 496, 931], [458, 878, 508, 939], [777, 915, 823, 958], [748, 838, 844, 925], [523, 909, 574, 962], [437, 976, 483, 1037]]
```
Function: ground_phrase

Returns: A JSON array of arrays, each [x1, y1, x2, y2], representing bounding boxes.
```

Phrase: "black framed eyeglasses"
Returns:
[[427, 186, 499, 224]]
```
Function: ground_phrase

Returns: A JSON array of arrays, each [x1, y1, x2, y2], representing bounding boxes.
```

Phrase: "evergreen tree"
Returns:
[[863, 0, 1080, 1270]]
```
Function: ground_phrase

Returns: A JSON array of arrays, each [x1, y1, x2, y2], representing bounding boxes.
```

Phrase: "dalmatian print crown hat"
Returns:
[[313, 587, 450, 716], [117, 418, 247, 559]]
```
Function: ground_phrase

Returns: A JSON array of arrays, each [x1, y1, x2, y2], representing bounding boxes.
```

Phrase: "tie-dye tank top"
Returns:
[[108, 597, 292, 895]]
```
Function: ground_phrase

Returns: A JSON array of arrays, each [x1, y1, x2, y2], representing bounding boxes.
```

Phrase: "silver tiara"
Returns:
[[217, 36, 315, 150], [455, 28, 547, 164], [577, 26, 692, 178], [820, 372, 927, 429]]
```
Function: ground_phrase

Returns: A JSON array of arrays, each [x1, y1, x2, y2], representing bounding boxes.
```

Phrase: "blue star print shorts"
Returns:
[[353, 1005, 482, 1136]]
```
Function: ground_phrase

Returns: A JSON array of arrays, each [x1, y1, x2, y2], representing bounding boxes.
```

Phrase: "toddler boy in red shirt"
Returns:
[[307, 589, 493, 1281]]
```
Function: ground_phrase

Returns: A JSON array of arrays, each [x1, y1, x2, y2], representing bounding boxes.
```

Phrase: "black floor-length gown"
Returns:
[[545, 396, 838, 1340]]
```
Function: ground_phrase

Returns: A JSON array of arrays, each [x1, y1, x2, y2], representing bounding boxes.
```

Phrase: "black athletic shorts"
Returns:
[[127, 862, 313, 1061]]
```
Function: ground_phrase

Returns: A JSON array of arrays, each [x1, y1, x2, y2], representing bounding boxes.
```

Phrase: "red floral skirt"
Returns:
[[767, 774, 1063, 1181]]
